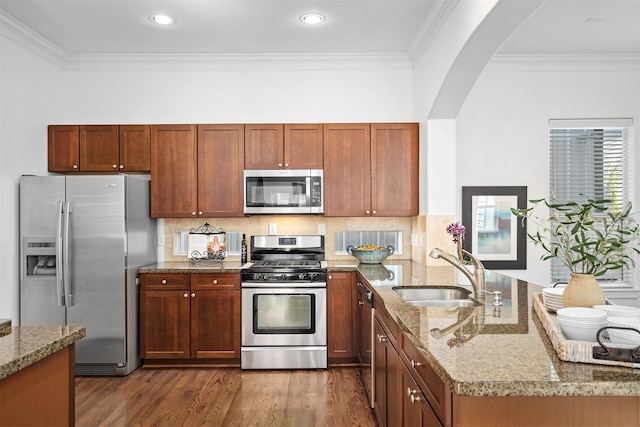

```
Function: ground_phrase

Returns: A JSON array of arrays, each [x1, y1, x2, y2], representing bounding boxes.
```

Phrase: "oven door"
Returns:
[[241, 287, 327, 347]]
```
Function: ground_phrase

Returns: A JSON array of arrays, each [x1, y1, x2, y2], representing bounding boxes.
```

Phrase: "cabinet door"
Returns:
[[323, 124, 371, 216], [327, 272, 357, 361], [79, 125, 119, 172], [284, 124, 323, 169], [139, 290, 191, 359], [48, 125, 80, 172], [150, 124, 198, 218], [197, 124, 245, 217], [371, 123, 419, 216], [374, 316, 401, 427], [119, 125, 151, 172], [400, 362, 443, 427], [244, 124, 284, 169], [190, 290, 241, 359]]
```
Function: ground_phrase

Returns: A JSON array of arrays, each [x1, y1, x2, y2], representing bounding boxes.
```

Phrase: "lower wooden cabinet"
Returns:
[[139, 272, 240, 361], [373, 312, 401, 427], [400, 361, 443, 427], [327, 272, 357, 362]]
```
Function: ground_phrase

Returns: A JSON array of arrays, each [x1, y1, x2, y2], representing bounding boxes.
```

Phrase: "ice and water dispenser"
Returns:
[[22, 237, 57, 279]]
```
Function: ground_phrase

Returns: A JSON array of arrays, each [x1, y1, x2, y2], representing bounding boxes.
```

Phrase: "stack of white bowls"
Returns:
[[602, 312, 640, 348], [556, 307, 607, 342], [542, 287, 565, 312]]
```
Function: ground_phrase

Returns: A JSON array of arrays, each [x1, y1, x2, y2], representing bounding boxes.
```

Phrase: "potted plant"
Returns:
[[512, 196, 640, 307], [446, 222, 474, 285]]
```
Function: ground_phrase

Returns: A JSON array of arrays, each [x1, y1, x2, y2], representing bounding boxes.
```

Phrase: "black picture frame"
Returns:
[[461, 186, 527, 270]]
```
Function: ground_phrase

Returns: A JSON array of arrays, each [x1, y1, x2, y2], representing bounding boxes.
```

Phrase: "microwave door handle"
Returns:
[[55, 201, 65, 307], [62, 201, 72, 307], [305, 176, 311, 206]]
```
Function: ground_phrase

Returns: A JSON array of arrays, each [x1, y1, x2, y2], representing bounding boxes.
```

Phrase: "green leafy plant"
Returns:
[[511, 197, 640, 276]]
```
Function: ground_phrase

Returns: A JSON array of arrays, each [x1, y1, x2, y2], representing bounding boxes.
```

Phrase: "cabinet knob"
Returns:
[[112, 164, 118, 169], [278, 163, 283, 168], [377, 334, 387, 343], [410, 394, 422, 403], [284, 163, 289, 168], [212, 280, 218, 285], [183, 293, 189, 298], [192, 212, 197, 216], [119, 165, 124, 169], [411, 360, 423, 368], [161, 279, 167, 285], [372, 210, 377, 215], [73, 165, 78, 169], [358, 300, 364, 305], [191, 293, 195, 297], [328, 275, 333, 280], [198, 211, 203, 215], [365, 210, 370, 215]]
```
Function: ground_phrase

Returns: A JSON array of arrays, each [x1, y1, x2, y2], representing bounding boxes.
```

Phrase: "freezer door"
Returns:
[[66, 175, 127, 365], [19, 176, 66, 326]]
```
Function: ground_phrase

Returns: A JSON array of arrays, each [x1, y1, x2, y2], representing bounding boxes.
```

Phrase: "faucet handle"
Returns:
[[477, 290, 502, 306]]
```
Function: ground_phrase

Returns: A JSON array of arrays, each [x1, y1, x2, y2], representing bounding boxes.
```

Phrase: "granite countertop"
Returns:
[[0, 325, 86, 380], [139, 259, 640, 397], [353, 261, 640, 398]]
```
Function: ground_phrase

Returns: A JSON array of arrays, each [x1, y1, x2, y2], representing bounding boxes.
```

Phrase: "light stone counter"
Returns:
[[346, 261, 640, 398], [139, 260, 244, 274], [0, 325, 85, 380]]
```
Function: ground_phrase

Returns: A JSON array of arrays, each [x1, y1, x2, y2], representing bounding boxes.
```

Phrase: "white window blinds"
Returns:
[[548, 118, 635, 284]]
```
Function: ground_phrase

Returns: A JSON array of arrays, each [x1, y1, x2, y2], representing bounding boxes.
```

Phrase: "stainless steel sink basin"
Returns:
[[392, 286, 479, 307]]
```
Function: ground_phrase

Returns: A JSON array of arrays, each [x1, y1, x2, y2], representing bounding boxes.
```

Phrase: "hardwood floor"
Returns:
[[75, 367, 377, 426]]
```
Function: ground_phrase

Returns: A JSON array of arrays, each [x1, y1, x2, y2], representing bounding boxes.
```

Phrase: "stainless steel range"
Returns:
[[241, 235, 327, 370]]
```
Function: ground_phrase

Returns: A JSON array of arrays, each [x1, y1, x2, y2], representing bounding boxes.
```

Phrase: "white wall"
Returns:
[[0, 37, 414, 322], [456, 69, 640, 286], [0, 36, 66, 322]]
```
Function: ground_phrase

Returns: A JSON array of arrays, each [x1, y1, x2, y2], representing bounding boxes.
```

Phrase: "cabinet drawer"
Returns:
[[400, 332, 448, 423], [140, 273, 189, 290], [190, 273, 240, 290], [375, 303, 400, 344]]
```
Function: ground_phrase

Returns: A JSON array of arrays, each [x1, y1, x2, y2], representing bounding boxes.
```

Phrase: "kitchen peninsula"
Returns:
[[0, 322, 85, 426], [140, 261, 640, 426]]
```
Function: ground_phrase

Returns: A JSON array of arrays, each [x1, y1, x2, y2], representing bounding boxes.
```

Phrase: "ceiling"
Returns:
[[0, 0, 638, 63]]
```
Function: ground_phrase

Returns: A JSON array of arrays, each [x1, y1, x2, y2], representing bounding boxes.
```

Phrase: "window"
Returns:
[[549, 118, 634, 284], [334, 231, 402, 255]]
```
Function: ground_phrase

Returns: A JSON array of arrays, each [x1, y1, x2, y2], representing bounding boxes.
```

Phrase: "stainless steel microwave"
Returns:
[[244, 169, 323, 214]]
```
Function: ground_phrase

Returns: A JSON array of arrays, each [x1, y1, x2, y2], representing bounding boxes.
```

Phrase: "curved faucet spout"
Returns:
[[429, 248, 486, 300]]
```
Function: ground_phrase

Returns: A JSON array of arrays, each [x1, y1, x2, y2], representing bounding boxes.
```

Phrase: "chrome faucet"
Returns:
[[430, 248, 486, 301]]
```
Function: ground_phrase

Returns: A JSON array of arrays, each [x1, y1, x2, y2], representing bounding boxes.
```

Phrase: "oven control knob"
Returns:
[[309, 273, 318, 280], [264, 274, 271, 281], [298, 273, 306, 280], [280, 273, 287, 280], [253, 273, 262, 281]]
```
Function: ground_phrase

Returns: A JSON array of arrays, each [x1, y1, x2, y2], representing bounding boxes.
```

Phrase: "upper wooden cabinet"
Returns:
[[244, 123, 323, 170], [197, 124, 245, 217], [323, 123, 418, 217], [48, 124, 150, 172], [150, 124, 198, 218]]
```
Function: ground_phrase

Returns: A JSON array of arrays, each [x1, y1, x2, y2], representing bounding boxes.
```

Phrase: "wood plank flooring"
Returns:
[[75, 367, 377, 426]]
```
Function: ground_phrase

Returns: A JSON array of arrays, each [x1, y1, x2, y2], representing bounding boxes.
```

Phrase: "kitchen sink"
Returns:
[[392, 286, 479, 307]]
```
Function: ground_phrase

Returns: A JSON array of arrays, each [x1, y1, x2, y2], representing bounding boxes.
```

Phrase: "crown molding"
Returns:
[[486, 53, 640, 72]]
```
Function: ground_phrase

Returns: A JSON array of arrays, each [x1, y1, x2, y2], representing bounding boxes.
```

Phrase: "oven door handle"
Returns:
[[241, 282, 326, 289]]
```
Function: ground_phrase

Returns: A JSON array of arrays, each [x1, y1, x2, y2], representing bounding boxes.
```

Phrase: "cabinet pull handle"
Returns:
[[212, 280, 218, 285], [411, 360, 423, 368], [161, 279, 167, 285], [198, 211, 203, 215], [285, 163, 289, 168], [191, 293, 195, 297], [192, 212, 196, 216], [278, 163, 283, 168], [73, 165, 78, 169], [372, 210, 377, 215], [410, 393, 422, 403], [328, 275, 333, 280], [377, 334, 387, 343], [406, 387, 413, 397], [183, 293, 189, 298], [365, 210, 370, 215], [358, 301, 364, 305], [112, 164, 118, 169], [119, 165, 124, 169]]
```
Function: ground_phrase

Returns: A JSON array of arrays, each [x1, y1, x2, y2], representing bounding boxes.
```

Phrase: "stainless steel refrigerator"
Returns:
[[19, 174, 156, 376]]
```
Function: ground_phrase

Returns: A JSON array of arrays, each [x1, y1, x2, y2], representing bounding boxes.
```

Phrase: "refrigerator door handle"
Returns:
[[63, 200, 73, 306], [55, 201, 65, 307]]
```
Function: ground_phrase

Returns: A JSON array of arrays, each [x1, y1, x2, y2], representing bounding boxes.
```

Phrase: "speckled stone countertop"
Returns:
[[139, 260, 244, 273], [138, 259, 640, 397], [345, 261, 640, 398], [0, 325, 86, 380]]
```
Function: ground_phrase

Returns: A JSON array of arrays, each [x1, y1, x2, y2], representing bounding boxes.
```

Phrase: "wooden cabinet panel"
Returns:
[[190, 290, 241, 358], [191, 273, 240, 290], [374, 312, 401, 427], [197, 124, 245, 217], [323, 123, 372, 216], [140, 273, 190, 290], [400, 361, 443, 427], [48, 125, 80, 172], [284, 123, 324, 169], [371, 123, 419, 216], [79, 125, 119, 172], [139, 290, 191, 359], [150, 124, 198, 218], [244, 124, 284, 169], [119, 125, 151, 172], [327, 272, 357, 361]]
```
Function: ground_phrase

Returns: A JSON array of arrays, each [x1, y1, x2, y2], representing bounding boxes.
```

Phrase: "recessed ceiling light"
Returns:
[[150, 14, 175, 25], [300, 13, 326, 25]]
